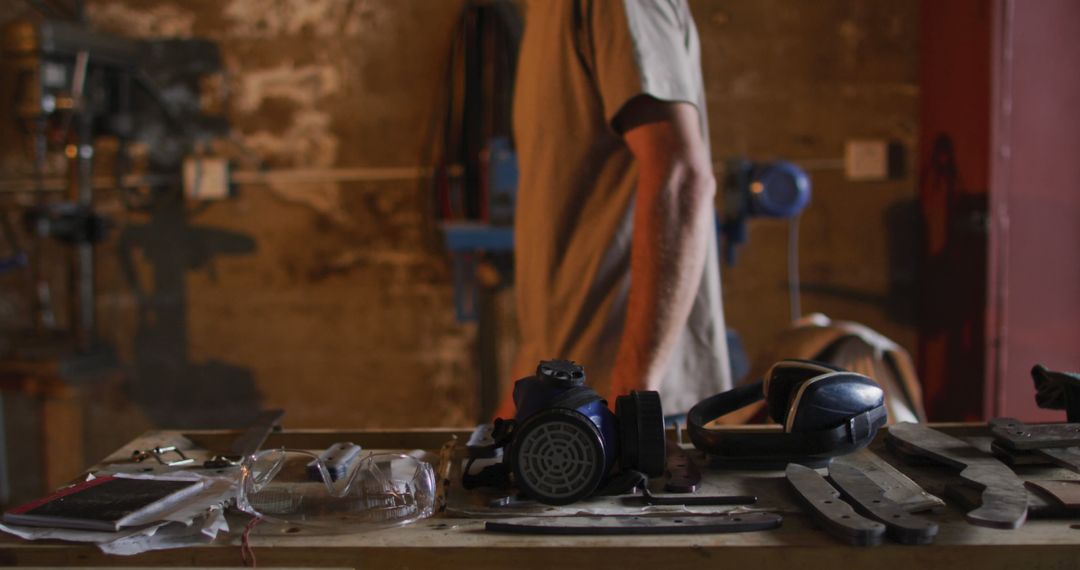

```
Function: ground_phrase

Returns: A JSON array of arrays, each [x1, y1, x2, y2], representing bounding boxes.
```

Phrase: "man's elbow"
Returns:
[[677, 161, 716, 214]]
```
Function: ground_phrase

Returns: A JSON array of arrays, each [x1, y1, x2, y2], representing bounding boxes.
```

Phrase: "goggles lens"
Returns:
[[238, 449, 435, 528]]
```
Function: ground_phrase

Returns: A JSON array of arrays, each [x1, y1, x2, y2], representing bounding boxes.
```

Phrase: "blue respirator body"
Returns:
[[467, 360, 666, 505]]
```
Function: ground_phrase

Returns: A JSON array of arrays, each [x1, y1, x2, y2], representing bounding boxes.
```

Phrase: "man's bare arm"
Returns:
[[609, 95, 715, 397]]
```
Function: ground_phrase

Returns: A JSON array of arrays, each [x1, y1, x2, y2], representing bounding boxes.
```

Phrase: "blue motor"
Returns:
[[468, 360, 666, 505], [720, 158, 811, 265]]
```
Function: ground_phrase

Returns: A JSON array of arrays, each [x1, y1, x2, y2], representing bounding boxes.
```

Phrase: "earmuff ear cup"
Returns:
[[785, 373, 884, 432], [763, 360, 844, 425], [615, 391, 666, 477], [687, 360, 888, 469]]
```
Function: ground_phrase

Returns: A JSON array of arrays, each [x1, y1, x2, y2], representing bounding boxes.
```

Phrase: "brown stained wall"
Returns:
[[81, 0, 479, 445], [0, 0, 479, 476], [696, 0, 920, 372], [0, 0, 920, 486]]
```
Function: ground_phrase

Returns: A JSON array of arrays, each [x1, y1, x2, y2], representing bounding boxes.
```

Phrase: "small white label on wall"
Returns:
[[183, 157, 231, 200], [844, 139, 889, 181]]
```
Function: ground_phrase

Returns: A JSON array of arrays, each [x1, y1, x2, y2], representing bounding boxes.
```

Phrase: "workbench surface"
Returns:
[[1, 425, 1078, 569]]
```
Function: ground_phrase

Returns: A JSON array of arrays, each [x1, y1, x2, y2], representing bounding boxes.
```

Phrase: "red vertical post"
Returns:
[[917, 0, 992, 420], [986, 0, 1080, 421]]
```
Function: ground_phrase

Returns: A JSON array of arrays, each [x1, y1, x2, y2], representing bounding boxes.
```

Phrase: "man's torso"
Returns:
[[512, 0, 731, 413]]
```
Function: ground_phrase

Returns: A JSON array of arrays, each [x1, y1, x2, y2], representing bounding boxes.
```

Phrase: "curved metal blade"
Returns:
[[887, 422, 1028, 529]]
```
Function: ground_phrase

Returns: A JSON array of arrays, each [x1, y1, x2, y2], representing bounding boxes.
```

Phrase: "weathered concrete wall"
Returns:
[[0, 0, 920, 497]]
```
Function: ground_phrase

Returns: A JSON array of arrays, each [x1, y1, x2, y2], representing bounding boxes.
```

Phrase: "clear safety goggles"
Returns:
[[237, 449, 436, 529]]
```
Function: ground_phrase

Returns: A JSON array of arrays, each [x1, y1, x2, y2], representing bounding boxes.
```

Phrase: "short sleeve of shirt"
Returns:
[[585, 0, 698, 129]]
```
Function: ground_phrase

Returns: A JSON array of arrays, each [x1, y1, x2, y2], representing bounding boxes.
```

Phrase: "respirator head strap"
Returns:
[[461, 418, 518, 490], [548, 385, 605, 411]]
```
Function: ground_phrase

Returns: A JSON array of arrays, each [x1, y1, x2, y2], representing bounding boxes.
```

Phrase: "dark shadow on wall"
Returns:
[[117, 192, 260, 428], [797, 198, 921, 328]]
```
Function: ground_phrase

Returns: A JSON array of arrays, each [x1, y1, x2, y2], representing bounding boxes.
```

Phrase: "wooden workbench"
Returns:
[[1, 425, 1078, 569]]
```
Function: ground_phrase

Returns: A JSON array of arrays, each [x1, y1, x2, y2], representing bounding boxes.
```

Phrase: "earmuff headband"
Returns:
[[762, 360, 837, 401], [686, 360, 888, 469]]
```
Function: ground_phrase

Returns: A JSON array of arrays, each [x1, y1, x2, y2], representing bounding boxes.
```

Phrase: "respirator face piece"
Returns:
[[688, 359, 887, 469], [509, 407, 608, 504], [469, 360, 666, 505]]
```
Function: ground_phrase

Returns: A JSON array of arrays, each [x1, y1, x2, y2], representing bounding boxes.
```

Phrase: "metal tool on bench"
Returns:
[[787, 463, 886, 546], [1024, 480, 1080, 513], [130, 445, 195, 467], [637, 488, 755, 506], [609, 465, 757, 507], [661, 437, 702, 494], [1003, 446, 1080, 475], [129, 409, 284, 471], [989, 418, 1080, 474], [484, 512, 783, 535], [834, 452, 945, 512], [886, 422, 1028, 529], [826, 462, 938, 544], [203, 409, 285, 468], [687, 360, 887, 469], [992, 418, 1080, 450], [613, 435, 757, 506]]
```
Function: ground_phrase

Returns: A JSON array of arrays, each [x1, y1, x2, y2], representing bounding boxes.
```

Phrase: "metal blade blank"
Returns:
[[786, 463, 885, 546]]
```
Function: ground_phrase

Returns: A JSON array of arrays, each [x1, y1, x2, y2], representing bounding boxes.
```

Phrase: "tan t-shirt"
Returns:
[[512, 0, 732, 414]]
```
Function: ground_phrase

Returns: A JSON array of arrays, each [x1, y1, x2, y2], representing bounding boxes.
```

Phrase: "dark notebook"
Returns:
[[3, 476, 202, 531]]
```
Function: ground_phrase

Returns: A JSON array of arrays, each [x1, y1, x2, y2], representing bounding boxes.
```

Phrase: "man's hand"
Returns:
[[608, 95, 715, 398]]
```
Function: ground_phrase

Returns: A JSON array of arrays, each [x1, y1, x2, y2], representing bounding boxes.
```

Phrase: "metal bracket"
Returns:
[[130, 445, 194, 467], [635, 484, 756, 507], [663, 439, 701, 493], [203, 408, 285, 468]]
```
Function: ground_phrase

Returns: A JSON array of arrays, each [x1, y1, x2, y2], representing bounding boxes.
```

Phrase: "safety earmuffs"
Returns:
[[687, 359, 887, 468]]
